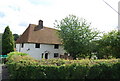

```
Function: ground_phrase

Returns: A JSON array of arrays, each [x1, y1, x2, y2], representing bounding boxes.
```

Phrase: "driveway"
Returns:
[[0, 64, 9, 80], [0, 64, 2, 81]]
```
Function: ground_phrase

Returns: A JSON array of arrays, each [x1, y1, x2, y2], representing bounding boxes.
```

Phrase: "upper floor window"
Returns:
[[21, 43, 24, 48], [35, 43, 40, 48], [54, 44, 59, 49]]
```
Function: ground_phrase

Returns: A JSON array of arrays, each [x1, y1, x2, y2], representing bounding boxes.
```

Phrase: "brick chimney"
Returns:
[[34, 20, 43, 31], [38, 20, 43, 29]]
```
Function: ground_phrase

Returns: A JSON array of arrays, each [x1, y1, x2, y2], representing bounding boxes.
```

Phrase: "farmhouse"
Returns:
[[16, 20, 65, 60]]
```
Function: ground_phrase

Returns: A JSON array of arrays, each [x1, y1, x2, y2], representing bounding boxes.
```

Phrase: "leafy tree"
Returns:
[[54, 15, 99, 59], [2, 26, 15, 55], [96, 30, 120, 59], [13, 34, 19, 41]]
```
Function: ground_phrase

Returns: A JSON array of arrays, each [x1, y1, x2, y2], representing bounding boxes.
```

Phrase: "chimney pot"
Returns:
[[39, 20, 43, 26], [39, 20, 43, 29], [34, 20, 43, 31]]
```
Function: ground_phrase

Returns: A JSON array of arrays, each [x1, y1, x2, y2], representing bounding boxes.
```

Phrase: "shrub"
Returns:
[[63, 63, 89, 79], [6, 52, 28, 62], [87, 63, 113, 79], [6, 53, 120, 79], [112, 63, 120, 79], [7, 51, 28, 56]]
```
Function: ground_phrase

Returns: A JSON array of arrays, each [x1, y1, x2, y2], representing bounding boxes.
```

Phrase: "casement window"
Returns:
[[54, 44, 59, 49], [21, 43, 24, 48], [35, 43, 40, 48], [54, 53, 59, 57]]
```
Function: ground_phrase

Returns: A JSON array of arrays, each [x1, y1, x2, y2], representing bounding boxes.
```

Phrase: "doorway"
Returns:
[[45, 53, 48, 59]]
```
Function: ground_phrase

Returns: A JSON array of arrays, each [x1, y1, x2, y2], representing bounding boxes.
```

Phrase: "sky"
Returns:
[[0, 0, 120, 34]]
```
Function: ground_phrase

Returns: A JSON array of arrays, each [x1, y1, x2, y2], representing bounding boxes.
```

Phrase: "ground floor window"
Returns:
[[21, 43, 24, 48], [42, 53, 44, 59], [54, 53, 59, 57]]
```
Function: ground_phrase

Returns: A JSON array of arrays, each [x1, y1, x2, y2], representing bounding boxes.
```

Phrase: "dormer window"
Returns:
[[54, 44, 59, 49], [35, 43, 40, 48]]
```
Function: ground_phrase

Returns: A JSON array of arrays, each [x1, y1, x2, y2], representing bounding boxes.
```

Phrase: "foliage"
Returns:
[[54, 15, 99, 59], [87, 63, 114, 79], [6, 52, 28, 61], [0, 33, 2, 55], [13, 34, 19, 41], [96, 30, 120, 59], [6, 53, 120, 79], [2, 26, 15, 55]]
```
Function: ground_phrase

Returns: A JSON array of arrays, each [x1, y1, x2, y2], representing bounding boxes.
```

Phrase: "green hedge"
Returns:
[[6, 52, 120, 79]]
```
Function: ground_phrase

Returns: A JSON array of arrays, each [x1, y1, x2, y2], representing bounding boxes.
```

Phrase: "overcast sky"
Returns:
[[0, 0, 119, 34]]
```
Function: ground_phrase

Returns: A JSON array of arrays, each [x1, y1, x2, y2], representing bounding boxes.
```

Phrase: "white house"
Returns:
[[16, 20, 65, 60]]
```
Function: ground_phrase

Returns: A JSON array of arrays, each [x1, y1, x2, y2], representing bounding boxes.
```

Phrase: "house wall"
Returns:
[[16, 43, 65, 60]]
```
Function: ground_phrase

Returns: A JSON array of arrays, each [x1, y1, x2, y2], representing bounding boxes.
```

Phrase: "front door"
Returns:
[[45, 53, 48, 59]]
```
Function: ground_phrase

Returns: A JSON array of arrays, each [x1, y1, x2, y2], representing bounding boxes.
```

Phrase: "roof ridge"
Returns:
[[44, 26, 58, 30], [16, 23, 61, 44], [29, 24, 58, 30]]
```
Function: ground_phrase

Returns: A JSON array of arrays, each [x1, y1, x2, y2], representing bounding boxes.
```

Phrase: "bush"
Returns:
[[7, 52, 28, 59], [6, 52, 28, 62], [87, 63, 113, 79], [6, 53, 120, 79], [63, 63, 88, 79], [112, 63, 120, 79]]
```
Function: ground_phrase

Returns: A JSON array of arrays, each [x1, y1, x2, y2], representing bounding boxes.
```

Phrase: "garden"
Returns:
[[6, 52, 120, 79], [1, 15, 120, 80]]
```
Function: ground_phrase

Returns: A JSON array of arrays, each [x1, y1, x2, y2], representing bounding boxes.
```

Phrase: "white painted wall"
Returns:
[[16, 43, 65, 60]]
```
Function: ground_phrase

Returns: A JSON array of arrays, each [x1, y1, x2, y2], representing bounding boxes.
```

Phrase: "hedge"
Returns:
[[6, 52, 120, 79]]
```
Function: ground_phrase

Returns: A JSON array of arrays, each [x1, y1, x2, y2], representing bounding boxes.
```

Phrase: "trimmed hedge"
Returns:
[[6, 52, 120, 79]]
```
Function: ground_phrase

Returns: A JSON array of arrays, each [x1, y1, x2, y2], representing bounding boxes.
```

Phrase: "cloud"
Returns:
[[28, 0, 52, 6], [0, 23, 8, 33], [19, 22, 29, 27], [8, 5, 21, 11], [0, 0, 119, 34], [0, 12, 5, 18]]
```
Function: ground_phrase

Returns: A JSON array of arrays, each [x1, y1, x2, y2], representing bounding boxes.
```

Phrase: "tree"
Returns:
[[2, 26, 15, 55], [13, 34, 19, 41], [54, 15, 99, 59], [96, 30, 120, 59]]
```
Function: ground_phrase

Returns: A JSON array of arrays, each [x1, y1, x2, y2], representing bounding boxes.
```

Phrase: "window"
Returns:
[[35, 43, 40, 48], [54, 53, 59, 57], [54, 44, 59, 49], [21, 43, 24, 48], [42, 53, 44, 59]]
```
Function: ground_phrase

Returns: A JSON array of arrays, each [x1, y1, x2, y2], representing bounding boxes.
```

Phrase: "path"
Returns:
[[0, 64, 9, 80]]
